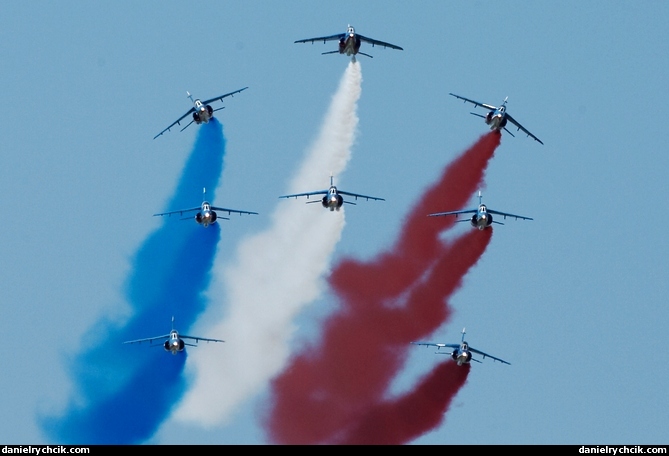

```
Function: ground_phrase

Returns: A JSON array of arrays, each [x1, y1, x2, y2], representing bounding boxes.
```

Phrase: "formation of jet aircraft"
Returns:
[[412, 328, 510, 366], [449, 93, 543, 145], [153, 87, 248, 139], [154, 188, 258, 228], [123, 317, 224, 355], [138, 24, 537, 366], [279, 175, 384, 211], [429, 191, 532, 230], [295, 24, 403, 59]]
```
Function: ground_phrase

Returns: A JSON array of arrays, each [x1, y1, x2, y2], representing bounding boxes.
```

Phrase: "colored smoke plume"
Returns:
[[40, 120, 227, 444], [175, 61, 363, 426], [267, 131, 500, 444]]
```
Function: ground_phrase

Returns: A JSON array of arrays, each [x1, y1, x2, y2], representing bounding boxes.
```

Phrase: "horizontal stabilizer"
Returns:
[[180, 120, 195, 132]]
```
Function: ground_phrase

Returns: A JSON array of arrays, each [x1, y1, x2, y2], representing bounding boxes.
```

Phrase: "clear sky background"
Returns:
[[1, 1, 668, 445]]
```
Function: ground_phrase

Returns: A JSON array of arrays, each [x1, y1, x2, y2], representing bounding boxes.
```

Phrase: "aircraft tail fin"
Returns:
[[461, 327, 466, 342], [171, 316, 175, 331], [187, 91, 194, 103]]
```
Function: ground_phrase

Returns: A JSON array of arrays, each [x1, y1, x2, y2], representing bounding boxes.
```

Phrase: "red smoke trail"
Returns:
[[267, 132, 500, 444], [341, 362, 471, 445]]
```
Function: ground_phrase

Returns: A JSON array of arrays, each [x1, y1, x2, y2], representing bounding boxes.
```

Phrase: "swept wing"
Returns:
[[153, 207, 201, 217], [428, 208, 478, 218], [294, 34, 344, 44], [123, 334, 171, 345], [154, 109, 195, 139], [279, 190, 329, 199], [357, 34, 403, 50], [337, 190, 385, 201], [449, 93, 497, 111], [201, 87, 248, 106], [411, 342, 460, 350], [505, 113, 544, 145], [469, 346, 511, 365], [486, 208, 533, 221], [180, 335, 225, 343], [209, 206, 258, 216]]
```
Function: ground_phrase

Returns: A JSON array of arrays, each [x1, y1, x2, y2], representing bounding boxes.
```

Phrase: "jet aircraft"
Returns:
[[153, 87, 248, 139], [295, 25, 403, 59], [279, 175, 384, 211], [412, 328, 510, 366], [449, 92, 543, 144], [428, 191, 532, 230], [123, 317, 224, 355], [154, 188, 258, 227]]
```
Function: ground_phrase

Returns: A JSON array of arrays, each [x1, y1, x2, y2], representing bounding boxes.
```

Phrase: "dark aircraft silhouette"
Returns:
[[123, 317, 224, 355], [279, 175, 384, 211], [429, 191, 532, 230], [154, 87, 248, 139], [412, 328, 510, 366], [154, 188, 258, 227], [449, 92, 543, 144], [295, 24, 403, 59]]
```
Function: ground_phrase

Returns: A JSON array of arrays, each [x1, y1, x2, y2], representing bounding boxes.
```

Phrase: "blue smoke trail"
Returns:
[[41, 120, 226, 444]]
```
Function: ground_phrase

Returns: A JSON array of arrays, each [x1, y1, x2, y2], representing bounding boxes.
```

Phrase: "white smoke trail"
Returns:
[[174, 61, 362, 425]]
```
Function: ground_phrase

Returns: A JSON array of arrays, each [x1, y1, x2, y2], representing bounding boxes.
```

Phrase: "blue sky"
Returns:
[[1, 1, 668, 444]]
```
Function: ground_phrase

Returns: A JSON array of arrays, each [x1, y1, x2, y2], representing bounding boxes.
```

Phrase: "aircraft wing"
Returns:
[[153, 207, 201, 217], [180, 335, 225, 343], [449, 93, 497, 111], [337, 190, 385, 201], [202, 87, 249, 106], [411, 342, 460, 350], [486, 209, 533, 221], [279, 190, 328, 199], [210, 206, 258, 216], [505, 114, 544, 145], [357, 34, 403, 50], [469, 347, 511, 365], [295, 33, 344, 44], [153, 108, 196, 139], [428, 208, 477, 218], [123, 334, 170, 345]]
